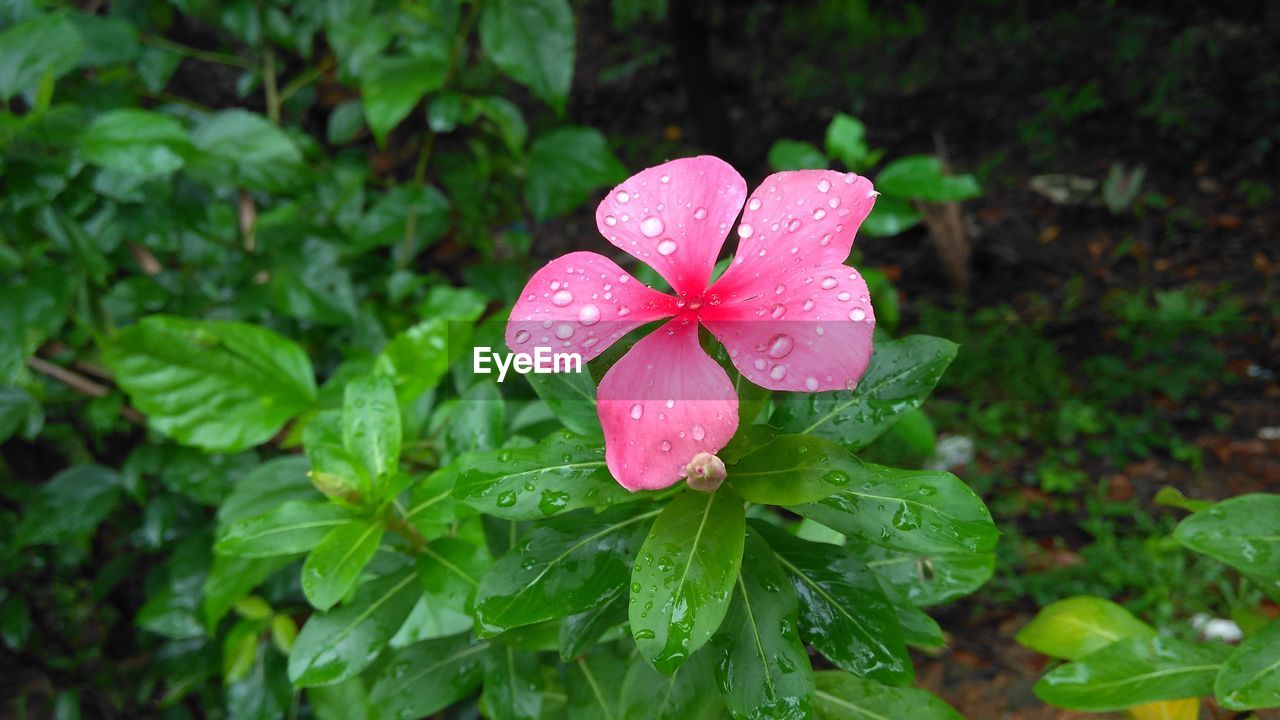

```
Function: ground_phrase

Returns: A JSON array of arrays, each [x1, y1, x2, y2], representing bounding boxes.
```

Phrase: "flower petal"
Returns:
[[712, 169, 877, 287], [700, 262, 875, 392], [506, 252, 679, 362], [597, 318, 739, 491], [595, 156, 747, 299]]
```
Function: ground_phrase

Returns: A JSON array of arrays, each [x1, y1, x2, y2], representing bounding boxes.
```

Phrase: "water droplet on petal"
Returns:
[[660, 174, 670, 183], [555, 324, 574, 339], [849, 307, 867, 321], [630, 403, 644, 420], [694, 207, 707, 220], [820, 276, 838, 289], [661, 440, 672, 451], [748, 197, 762, 211], [766, 333, 794, 359], [578, 304, 600, 325], [657, 239, 678, 255], [805, 376, 819, 391], [770, 364, 788, 380], [552, 289, 574, 306], [837, 291, 851, 301], [813, 208, 827, 220], [737, 223, 754, 238], [753, 358, 768, 371], [690, 424, 706, 441], [802, 299, 815, 311], [640, 216, 664, 237], [817, 178, 831, 192], [618, 306, 630, 316], [788, 218, 802, 232], [829, 196, 841, 208], [770, 303, 786, 319], [617, 190, 631, 203], [604, 215, 617, 226], [514, 330, 530, 344], [774, 283, 786, 295]]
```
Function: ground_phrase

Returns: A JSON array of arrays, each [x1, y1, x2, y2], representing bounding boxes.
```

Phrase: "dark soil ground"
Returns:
[[560, 2, 1280, 717]]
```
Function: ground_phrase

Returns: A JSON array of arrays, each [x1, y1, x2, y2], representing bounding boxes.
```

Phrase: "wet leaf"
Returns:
[[790, 464, 997, 555], [559, 593, 627, 661], [727, 434, 865, 505], [215, 501, 357, 558], [856, 540, 995, 607], [289, 569, 420, 687], [483, 644, 543, 720], [301, 518, 386, 611], [756, 521, 911, 685], [774, 335, 957, 451], [1174, 494, 1280, 595], [479, 0, 575, 113], [454, 431, 638, 520], [473, 505, 655, 636], [619, 650, 722, 720], [343, 374, 401, 489], [1215, 618, 1280, 710], [524, 365, 601, 437], [367, 634, 488, 720], [1034, 636, 1229, 711], [711, 530, 814, 719], [813, 671, 962, 719], [1016, 596, 1155, 661], [631, 490, 745, 675]]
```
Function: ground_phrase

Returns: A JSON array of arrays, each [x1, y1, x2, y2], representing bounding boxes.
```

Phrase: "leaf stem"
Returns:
[[263, 48, 281, 125], [142, 36, 254, 70]]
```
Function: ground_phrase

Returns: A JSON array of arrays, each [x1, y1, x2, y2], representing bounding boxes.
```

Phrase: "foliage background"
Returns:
[[2, 0, 1278, 718]]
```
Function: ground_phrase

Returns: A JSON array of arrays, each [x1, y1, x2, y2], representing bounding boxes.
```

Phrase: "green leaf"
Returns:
[[0, 12, 82, 101], [309, 679, 368, 720], [473, 505, 656, 636], [454, 431, 636, 519], [202, 555, 291, 630], [301, 518, 387, 611], [711, 531, 814, 719], [727, 434, 864, 505], [15, 465, 121, 546], [813, 672, 963, 720], [1216, 618, 1280, 710], [392, 538, 489, 645], [327, 100, 365, 144], [376, 319, 450, 405], [631, 490, 746, 674], [445, 380, 504, 458], [860, 196, 922, 237], [767, 139, 827, 171], [620, 650, 722, 720], [565, 652, 627, 720], [824, 113, 872, 171], [288, 569, 420, 687], [215, 501, 357, 558], [875, 155, 981, 202], [774, 335, 957, 451], [404, 465, 471, 540], [66, 11, 139, 68], [103, 316, 316, 453], [367, 634, 488, 719], [343, 374, 401, 488], [189, 109, 304, 190], [1174, 494, 1280, 592], [0, 386, 43, 443], [1034, 636, 1229, 711], [305, 409, 370, 500], [1016, 596, 1155, 661], [483, 645, 543, 720], [479, 0, 575, 113], [361, 50, 449, 145], [790, 463, 997, 555], [559, 594, 627, 662], [217, 456, 315, 524], [524, 366, 601, 437], [752, 521, 911, 685], [80, 109, 193, 176], [857, 541, 995, 607], [525, 127, 626, 221]]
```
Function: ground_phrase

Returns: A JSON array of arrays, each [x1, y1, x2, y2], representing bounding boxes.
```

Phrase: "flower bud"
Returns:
[[683, 452, 727, 492]]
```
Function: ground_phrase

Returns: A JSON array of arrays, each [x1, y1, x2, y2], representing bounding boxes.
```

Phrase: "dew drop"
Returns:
[[737, 223, 754, 238], [805, 376, 819, 391], [665, 398, 675, 409], [693, 207, 707, 220], [837, 291, 851, 301], [514, 330, 530, 344], [578, 304, 601, 325], [753, 358, 768, 371], [802, 299, 815, 311], [690, 424, 706, 441], [817, 178, 831, 192], [555, 324, 574, 339], [617, 306, 631, 317], [661, 440, 672, 452], [813, 208, 827, 220], [774, 283, 786, 295], [640, 216, 665, 237], [604, 215, 617, 226], [770, 303, 786, 319], [849, 307, 867, 321], [617, 190, 630, 203], [788, 218, 802, 232], [766, 333, 794, 359], [630, 403, 644, 420], [657, 239, 678, 256], [829, 196, 841, 208], [551, 289, 573, 306], [770, 364, 788, 380], [748, 197, 762, 211], [820, 276, 838, 290]]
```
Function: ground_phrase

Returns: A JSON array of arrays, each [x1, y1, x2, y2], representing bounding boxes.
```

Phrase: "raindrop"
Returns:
[[788, 218, 802, 232], [813, 208, 827, 220], [765, 333, 794, 359], [657, 239, 678, 256], [617, 190, 631, 203], [578, 304, 601, 325], [665, 398, 675, 409], [617, 306, 631, 316], [805, 376, 819, 391], [820, 233, 833, 246], [660, 174, 670, 183], [514, 330, 530, 344], [829, 196, 841, 208], [753, 358, 768, 371], [555, 324, 574, 339], [694, 207, 708, 220], [820, 276, 838, 289], [770, 364, 788, 380], [604, 215, 618, 226], [690, 424, 706, 441], [661, 440, 672, 452], [630, 403, 644, 420], [770, 303, 786, 319], [640, 216, 665, 237], [748, 197, 762, 211], [737, 223, 755, 238], [817, 178, 831, 192], [551, 289, 573, 306], [618, 274, 630, 283], [849, 308, 867, 321], [774, 283, 786, 294], [837, 291, 851, 301], [802, 299, 815, 311]]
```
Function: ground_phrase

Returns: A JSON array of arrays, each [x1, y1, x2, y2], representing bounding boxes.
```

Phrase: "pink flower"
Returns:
[[507, 156, 878, 491]]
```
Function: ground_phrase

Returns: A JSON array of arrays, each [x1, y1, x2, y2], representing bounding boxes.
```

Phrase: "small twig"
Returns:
[[263, 48, 281, 125], [141, 36, 254, 70], [26, 357, 145, 424], [279, 57, 335, 104]]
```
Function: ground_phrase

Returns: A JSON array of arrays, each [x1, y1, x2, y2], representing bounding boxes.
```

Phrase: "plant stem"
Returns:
[[142, 36, 254, 70], [279, 57, 335, 104], [263, 48, 281, 125]]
